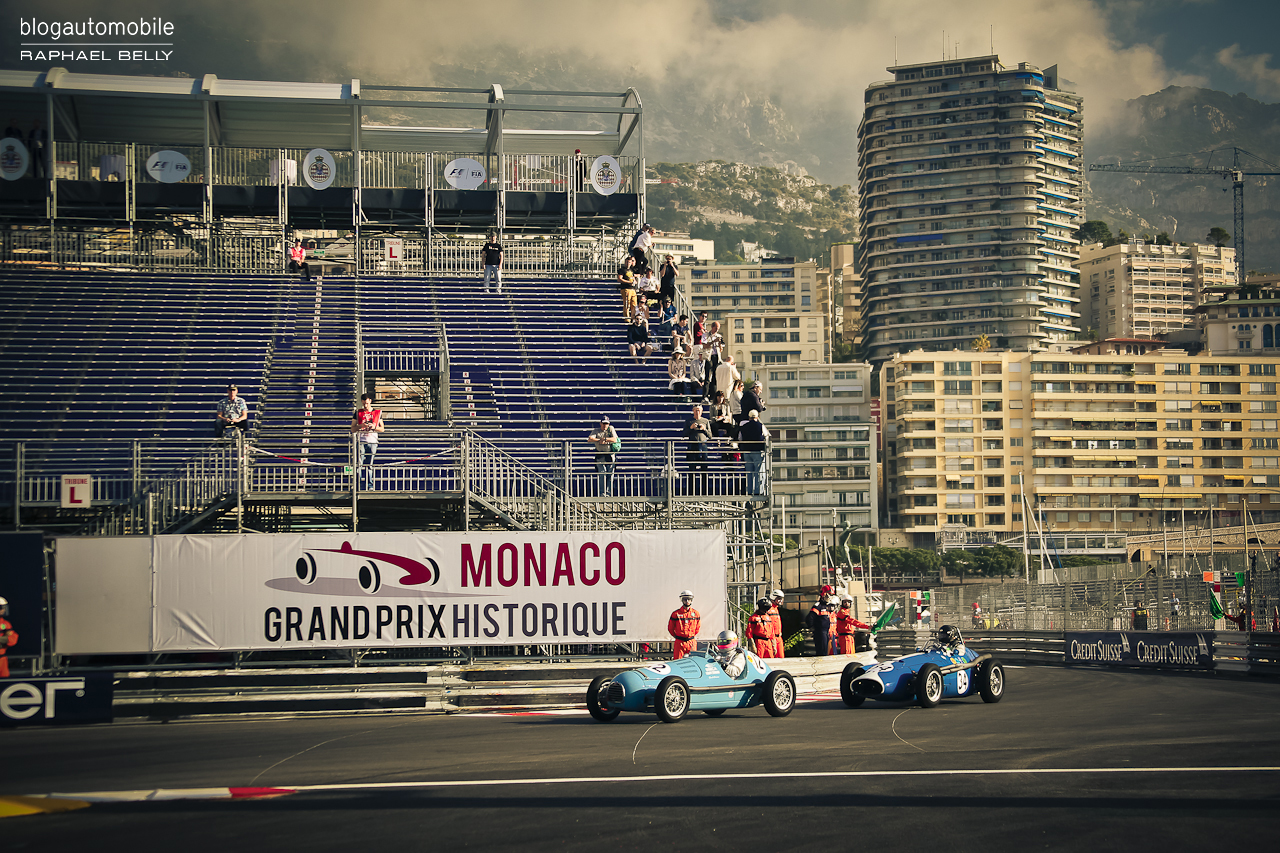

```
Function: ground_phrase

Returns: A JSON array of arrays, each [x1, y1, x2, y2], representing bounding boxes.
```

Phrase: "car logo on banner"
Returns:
[[443, 157, 487, 190], [274, 541, 441, 597], [0, 137, 29, 181], [145, 149, 192, 183], [590, 155, 622, 195], [303, 149, 336, 190]]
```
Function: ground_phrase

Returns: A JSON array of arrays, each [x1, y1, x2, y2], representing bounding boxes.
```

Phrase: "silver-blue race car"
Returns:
[[587, 643, 796, 723], [840, 625, 1005, 709]]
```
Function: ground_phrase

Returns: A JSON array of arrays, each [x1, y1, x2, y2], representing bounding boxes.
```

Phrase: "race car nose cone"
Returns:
[[852, 671, 884, 697]]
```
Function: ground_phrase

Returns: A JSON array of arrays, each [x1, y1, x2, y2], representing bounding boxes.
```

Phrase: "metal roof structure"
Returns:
[[0, 68, 643, 157]]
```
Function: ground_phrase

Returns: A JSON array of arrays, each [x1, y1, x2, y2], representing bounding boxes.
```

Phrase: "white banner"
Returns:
[[150, 531, 726, 651]]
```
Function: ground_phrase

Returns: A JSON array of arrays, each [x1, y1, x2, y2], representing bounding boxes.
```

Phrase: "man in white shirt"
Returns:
[[630, 223, 655, 269]]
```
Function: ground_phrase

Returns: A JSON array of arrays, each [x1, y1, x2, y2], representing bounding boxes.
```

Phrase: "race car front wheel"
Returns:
[[916, 663, 943, 708], [978, 659, 1005, 703], [587, 675, 620, 721], [655, 676, 690, 723], [763, 671, 796, 717], [840, 663, 865, 708]]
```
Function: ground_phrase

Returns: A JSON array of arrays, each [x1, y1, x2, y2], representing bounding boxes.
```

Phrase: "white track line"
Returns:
[[38, 766, 1280, 803]]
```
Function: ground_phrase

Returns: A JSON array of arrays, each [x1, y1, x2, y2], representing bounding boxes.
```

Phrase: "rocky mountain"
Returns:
[[644, 161, 857, 262], [1077, 87, 1280, 273]]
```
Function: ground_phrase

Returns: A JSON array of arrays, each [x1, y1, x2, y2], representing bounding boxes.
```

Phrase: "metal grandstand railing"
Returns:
[[74, 437, 245, 536]]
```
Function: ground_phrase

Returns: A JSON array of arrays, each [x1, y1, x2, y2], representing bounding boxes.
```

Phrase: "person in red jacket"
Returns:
[[747, 598, 775, 657], [835, 595, 870, 655], [0, 596, 17, 678], [667, 590, 700, 659], [768, 589, 785, 658]]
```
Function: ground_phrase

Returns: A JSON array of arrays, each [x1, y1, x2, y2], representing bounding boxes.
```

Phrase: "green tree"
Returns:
[[1155, 232, 1173, 245], [1074, 220, 1113, 246], [1208, 226, 1232, 247], [832, 335, 857, 363]]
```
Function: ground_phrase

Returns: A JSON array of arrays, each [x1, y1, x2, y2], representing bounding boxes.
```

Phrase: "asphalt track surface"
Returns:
[[4, 666, 1280, 852]]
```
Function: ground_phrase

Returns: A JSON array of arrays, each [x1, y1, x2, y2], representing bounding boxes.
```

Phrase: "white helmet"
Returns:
[[770, 589, 784, 601], [715, 630, 739, 655], [840, 594, 853, 605], [679, 590, 694, 600]]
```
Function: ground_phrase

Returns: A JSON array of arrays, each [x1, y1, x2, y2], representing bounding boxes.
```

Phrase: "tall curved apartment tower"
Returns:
[[856, 56, 1084, 365]]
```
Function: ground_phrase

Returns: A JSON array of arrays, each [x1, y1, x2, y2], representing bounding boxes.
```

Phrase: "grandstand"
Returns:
[[0, 69, 774, 608]]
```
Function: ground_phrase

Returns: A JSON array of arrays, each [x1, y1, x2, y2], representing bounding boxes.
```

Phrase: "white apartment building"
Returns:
[[1079, 241, 1236, 339], [652, 232, 716, 264], [856, 56, 1084, 366], [763, 363, 877, 546]]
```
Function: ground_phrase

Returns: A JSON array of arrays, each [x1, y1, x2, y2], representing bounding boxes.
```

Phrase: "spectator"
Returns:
[[3, 118, 20, 140], [739, 380, 767, 428], [574, 148, 588, 191], [215, 384, 248, 439], [805, 593, 833, 657], [684, 403, 711, 494], [671, 314, 692, 354], [481, 231, 504, 294], [702, 321, 724, 386], [738, 409, 769, 496], [616, 256, 638, 323], [667, 590, 700, 659], [351, 393, 384, 486], [688, 346, 708, 400], [709, 390, 734, 440], [627, 315, 654, 365], [692, 311, 708, 361], [659, 254, 679, 304], [714, 354, 740, 408], [0, 595, 16, 678], [588, 416, 619, 497], [729, 378, 745, 430], [653, 297, 677, 346], [288, 240, 312, 281], [636, 264, 660, 321], [28, 119, 46, 179], [630, 223, 655, 268], [747, 598, 776, 657], [668, 350, 692, 397]]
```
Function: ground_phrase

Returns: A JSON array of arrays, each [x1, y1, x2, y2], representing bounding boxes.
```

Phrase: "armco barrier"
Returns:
[[880, 628, 1280, 676]]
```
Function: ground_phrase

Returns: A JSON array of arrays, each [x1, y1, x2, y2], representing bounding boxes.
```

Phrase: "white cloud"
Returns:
[[1216, 44, 1280, 99]]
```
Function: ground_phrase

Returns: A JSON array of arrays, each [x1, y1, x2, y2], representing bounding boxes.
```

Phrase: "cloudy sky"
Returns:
[[4, 0, 1279, 179]]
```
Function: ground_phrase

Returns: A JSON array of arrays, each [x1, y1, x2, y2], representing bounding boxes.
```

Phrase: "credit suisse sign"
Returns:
[[1064, 631, 1214, 671]]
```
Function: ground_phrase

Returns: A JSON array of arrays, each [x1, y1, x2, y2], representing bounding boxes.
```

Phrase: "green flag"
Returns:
[[872, 601, 896, 634], [1209, 592, 1224, 620]]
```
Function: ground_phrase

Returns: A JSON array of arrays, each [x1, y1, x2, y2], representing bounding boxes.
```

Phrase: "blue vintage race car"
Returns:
[[587, 648, 796, 723], [840, 625, 1004, 708]]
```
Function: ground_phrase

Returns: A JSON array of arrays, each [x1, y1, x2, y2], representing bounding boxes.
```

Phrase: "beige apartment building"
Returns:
[[881, 345, 1280, 548], [684, 258, 826, 379], [1079, 242, 1236, 339]]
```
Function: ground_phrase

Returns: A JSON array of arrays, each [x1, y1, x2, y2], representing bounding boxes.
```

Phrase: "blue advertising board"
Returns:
[[0, 674, 114, 726], [1064, 631, 1215, 670]]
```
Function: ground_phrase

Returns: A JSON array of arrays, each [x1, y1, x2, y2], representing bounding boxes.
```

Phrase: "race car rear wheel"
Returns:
[[978, 659, 1005, 704], [587, 675, 620, 722], [916, 663, 943, 708], [762, 671, 796, 717], [655, 676, 690, 723], [840, 663, 865, 708], [702, 708, 726, 716]]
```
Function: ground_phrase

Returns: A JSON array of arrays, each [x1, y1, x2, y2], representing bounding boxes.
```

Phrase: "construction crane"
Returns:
[[1088, 147, 1280, 287]]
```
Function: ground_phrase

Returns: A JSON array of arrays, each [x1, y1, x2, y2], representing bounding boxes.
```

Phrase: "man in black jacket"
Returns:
[[684, 403, 712, 494], [738, 381, 766, 428], [737, 409, 769, 496], [805, 591, 833, 656]]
